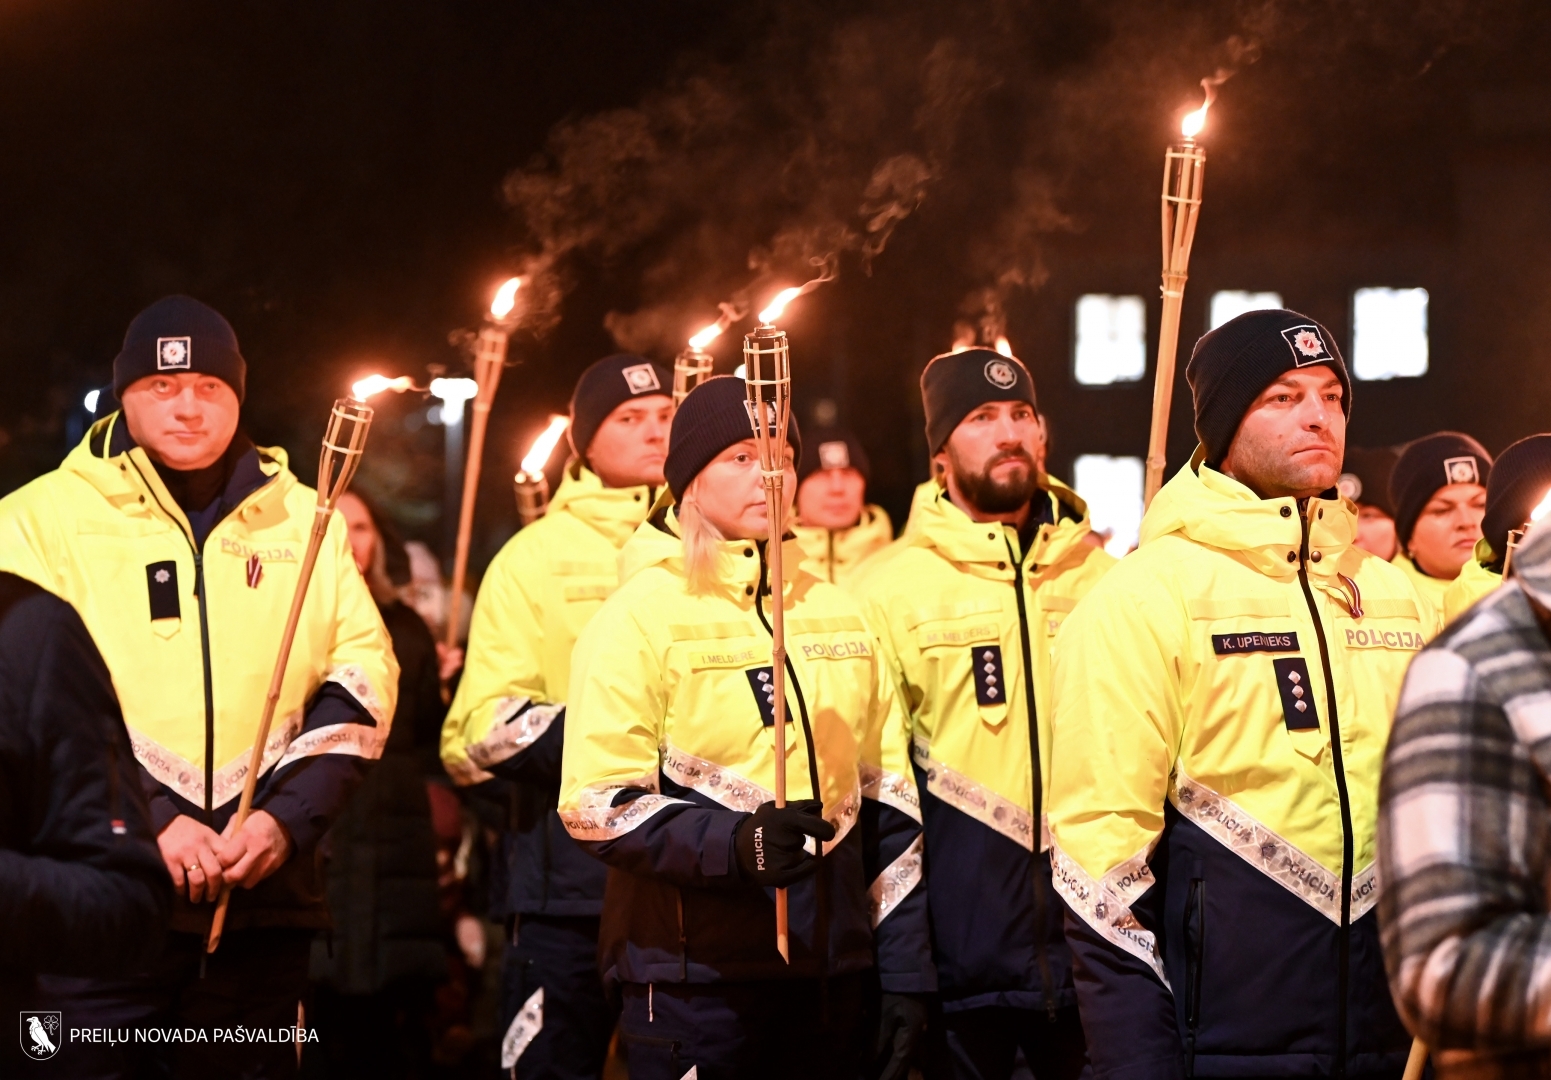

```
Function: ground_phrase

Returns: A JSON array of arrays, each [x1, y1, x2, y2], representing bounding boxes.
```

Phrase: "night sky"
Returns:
[[5, 1, 1551, 574]]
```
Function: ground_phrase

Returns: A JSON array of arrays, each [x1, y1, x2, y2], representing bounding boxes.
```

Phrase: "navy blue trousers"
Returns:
[[616, 974, 868, 1080], [927, 1004, 1089, 1080], [499, 915, 616, 1080]]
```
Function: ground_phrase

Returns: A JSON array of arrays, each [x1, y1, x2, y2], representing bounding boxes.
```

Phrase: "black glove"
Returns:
[[733, 800, 836, 887], [872, 993, 928, 1080]]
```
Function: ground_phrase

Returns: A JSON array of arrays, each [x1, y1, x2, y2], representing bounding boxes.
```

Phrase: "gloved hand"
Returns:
[[733, 800, 836, 887], [872, 993, 929, 1080]]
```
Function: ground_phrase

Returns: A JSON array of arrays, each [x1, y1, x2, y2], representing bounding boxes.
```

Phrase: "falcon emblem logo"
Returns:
[[20, 1011, 61, 1060], [817, 441, 851, 470], [156, 336, 192, 370], [621, 364, 661, 394], [1444, 456, 1480, 485]]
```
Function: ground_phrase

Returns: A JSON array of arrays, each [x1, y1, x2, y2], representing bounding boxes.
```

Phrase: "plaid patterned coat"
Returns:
[[1379, 525, 1551, 1075]]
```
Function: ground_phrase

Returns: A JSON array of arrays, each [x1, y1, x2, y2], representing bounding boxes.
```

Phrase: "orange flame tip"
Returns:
[[759, 287, 803, 324], [521, 415, 570, 475], [688, 323, 723, 350], [491, 277, 522, 319]]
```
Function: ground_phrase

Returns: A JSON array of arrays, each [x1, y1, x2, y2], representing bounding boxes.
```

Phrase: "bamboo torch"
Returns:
[[514, 415, 570, 526], [1501, 488, 1551, 577], [207, 394, 373, 952], [445, 277, 522, 650], [744, 287, 798, 962], [676, 321, 723, 405], [1143, 85, 1211, 508]]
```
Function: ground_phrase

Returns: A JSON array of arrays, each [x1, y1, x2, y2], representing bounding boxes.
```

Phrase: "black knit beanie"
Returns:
[[921, 348, 1037, 455], [1482, 435, 1551, 559], [798, 426, 871, 484], [113, 295, 247, 402], [1388, 432, 1492, 546], [567, 353, 673, 458], [1338, 446, 1400, 517], [665, 376, 802, 500], [1185, 309, 1351, 466]]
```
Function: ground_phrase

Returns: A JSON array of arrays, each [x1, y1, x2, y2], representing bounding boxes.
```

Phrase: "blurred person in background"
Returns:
[[1388, 432, 1492, 621], [305, 491, 448, 1080], [1340, 445, 1401, 560], [1443, 434, 1551, 624], [792, 426, 893, 588]]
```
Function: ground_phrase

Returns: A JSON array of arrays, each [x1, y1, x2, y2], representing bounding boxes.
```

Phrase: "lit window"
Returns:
[[1074, 295, 1146, 385], [1352, 287, 1429, 380], [1209, 290, 1283, 330], [1073, 454, 1144, 558]]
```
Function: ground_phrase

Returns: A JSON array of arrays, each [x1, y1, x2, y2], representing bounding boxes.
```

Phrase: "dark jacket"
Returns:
[[311, 601, 448, 993], [0, 573, 170, 1013]]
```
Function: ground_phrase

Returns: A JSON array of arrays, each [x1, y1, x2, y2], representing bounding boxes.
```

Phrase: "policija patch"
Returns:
[[745, 666, 788, 727], [1272, 657, 1320, 731], [146, 560, 180, 620], [971, 645, 1006, 705]]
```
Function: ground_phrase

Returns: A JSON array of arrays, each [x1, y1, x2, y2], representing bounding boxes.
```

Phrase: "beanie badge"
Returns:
[[156, 337, 191, 371], [1338, 473, 1362, 501], [743, 399, 778, 437], [621, 363, 661, 395], [1444, 457, 1480, 485], [983, 358, 1018, 389], [1280, 325, 1334, 366], [818, 441, 850, 470]]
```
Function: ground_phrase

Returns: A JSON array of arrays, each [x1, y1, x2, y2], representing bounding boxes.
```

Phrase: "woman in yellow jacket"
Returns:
[[1443, 435, 1551, 623], [559, 377, 932, 1080]]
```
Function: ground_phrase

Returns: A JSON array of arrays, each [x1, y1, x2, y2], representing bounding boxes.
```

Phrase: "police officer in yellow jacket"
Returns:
[[0, 296, 397, 1078], [793, 426, 893, 587], [559, 377, 933, 1080], [1442, 434, 1551, 623], [861, 348, 1113, 1080], [1048, 310, 1436, 1080], [1386, 432, 1491, 621], [441, 353, 673, 1079]]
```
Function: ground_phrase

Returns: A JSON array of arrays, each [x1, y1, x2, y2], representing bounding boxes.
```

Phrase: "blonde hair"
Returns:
[[677, 475, 728, 595]]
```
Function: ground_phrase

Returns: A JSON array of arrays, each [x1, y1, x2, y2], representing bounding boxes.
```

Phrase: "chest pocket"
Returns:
[[905, 599, 1009, 730], [554, 559, 617, 631]]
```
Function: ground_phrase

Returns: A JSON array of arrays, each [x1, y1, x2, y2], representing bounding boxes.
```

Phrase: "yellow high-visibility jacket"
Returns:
[[1047, 454, 1437, 1078], [793, 503, 893, 587], [440, 462, 653, 916], [0, 412, 397, 930], [1442, 538, 1502, 624], [860, 478, 1113, 1011], [558, 500, 932, 989], [1390, 551, 1449, 623], [849, 479, 939, 592]]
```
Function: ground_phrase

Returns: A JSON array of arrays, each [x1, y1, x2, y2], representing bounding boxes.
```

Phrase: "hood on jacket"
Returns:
[[913, 474, 1097, 570], [617, 489, 809, 599], [545, 462, 656, 549]]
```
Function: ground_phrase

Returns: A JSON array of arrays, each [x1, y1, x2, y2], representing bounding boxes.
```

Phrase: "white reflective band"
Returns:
[[860, 762, 922, 823], [869, 833, 924, 928], [1170, 770, 1379, 924], [681, 1069, 699, 1080], [825, 783, 861, 854], [270, 717, 388, 774], [561, 776, 684, 841], [662, 744, 772, 812], [467, 697, 564, 771], [327, 663, 389, 724], [911, 738, 1034, 850], [1049, 840, 1170, 989], [499, 986, 543, 1070], [130, 711, 301, 811]]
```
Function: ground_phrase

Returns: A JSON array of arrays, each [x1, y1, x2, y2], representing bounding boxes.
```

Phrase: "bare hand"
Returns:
[[215, 810, 294, 890], [436, 642, 465, 684], [157, 815, 227, 903]]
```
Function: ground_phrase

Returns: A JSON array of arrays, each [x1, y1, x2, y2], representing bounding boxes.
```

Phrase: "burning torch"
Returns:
[[1144, 81, 1213, 508], [743, 284, 810, 962], [1501, 489, 1551, 577], [514, 415, 570, 526], [208, 390, 374, 952], [445, 277, 522, 651], [676, 321, 724, 405]]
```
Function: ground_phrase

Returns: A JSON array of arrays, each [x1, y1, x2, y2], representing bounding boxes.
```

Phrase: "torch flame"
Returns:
[[1532, 487, 1551, 525], [994, 336, 1014, 358], [352, 374, 413, 401], [759, 287, 803, 325], [520, 415, 570, 476], [491, 277, 522, 320], [1180, 72, 1225, 139], [688, 323, 724, 350]]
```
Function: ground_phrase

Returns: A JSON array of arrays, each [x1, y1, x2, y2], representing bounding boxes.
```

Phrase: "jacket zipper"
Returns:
[[1184, 876, 1206, 1076], [1295, 509, 1353, 1080], [826, 531, 836, 584], [1004, 534, 1057, 1019]]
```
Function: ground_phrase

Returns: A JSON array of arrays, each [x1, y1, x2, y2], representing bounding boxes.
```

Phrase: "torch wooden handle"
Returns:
[[445, 334, 507, 652], [207, 508, 332, 952], [1402, 1038, 1427, 1080]]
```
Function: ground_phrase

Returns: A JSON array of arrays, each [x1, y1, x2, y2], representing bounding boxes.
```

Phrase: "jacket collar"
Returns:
[[1142, 447, 1355, 580], [548, 463, 654, 548], [68, 412, 289, 546], [913, 474, 1095, 569]]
